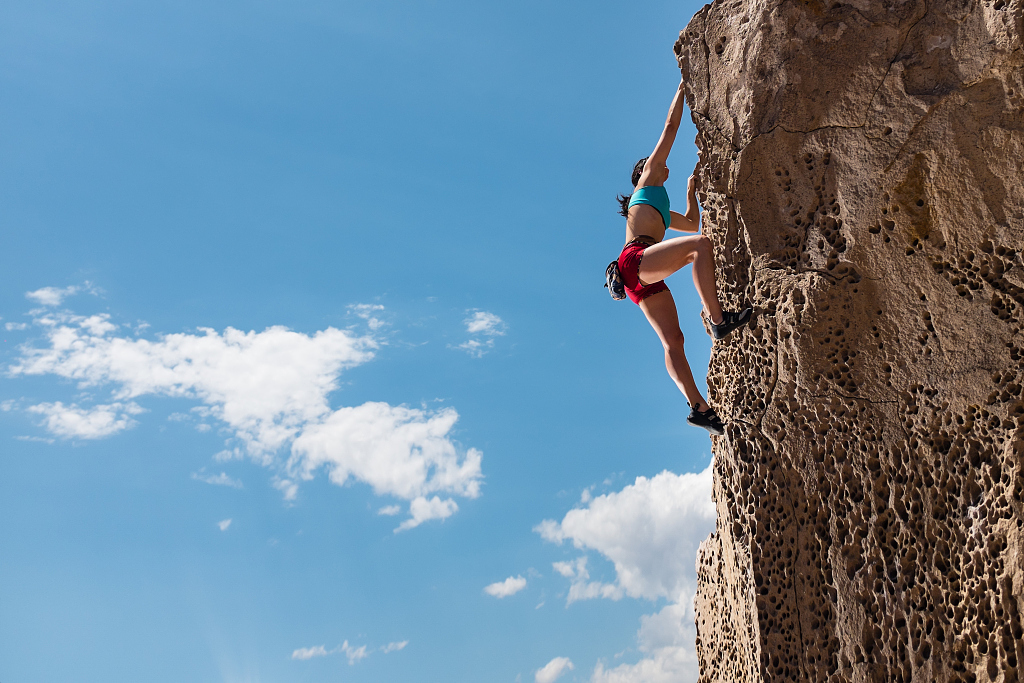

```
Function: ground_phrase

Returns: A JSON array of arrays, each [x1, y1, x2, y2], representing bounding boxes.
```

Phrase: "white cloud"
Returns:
[[26, 401, 143, 439], [292, 645, 329, 660], [534, 519, 561, 543], [26, 286, 76, 307], [192, 471, 243, 488], [273, 477, 299, 501], [349, 303, 386, 331], [537, 467, 715, 601], [25, 282, 97, 307], [536, 466, 715, 683], [377, 504, 402, 516], [5, 322, 28, 331], [551, 556, 622, 604], [455, 338, 493, 357], [290, 403, 479, 530], [341, 640, 368, 665], [218, 519, 232, 531], [535, 657, 574, 683], [214, 448, 244, 462], [11, 312, 374, 457], [290, 640, 368, 665], [290, 403, 481, 500], [15, 435, 56, 444], [9, 306, 484, 529], [464, 311, 505, 336], [484, 575, 527, 598], [381, 640, 408, 653], [454, 310, 507, 357], [394, 495, 459, 533], [591, 602, 700, 683]]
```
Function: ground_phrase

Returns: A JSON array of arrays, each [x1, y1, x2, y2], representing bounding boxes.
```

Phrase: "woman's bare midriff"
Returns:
[[624, 203, 667, 246]]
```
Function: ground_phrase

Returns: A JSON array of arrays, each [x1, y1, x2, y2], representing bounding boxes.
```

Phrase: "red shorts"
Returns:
[[618, 240, 669, 304]]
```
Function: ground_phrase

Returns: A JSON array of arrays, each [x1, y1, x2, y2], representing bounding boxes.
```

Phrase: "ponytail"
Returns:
[[616, 157, 649, 218], [616, 193, 632, 217]]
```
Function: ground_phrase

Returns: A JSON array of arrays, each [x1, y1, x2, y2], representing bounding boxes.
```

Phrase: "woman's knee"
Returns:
[[662, 328, 686, 351], [695, 234, 712, 254]]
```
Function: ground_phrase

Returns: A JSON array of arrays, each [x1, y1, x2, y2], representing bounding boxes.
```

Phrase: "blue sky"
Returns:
[[0, 1, 718, 681]]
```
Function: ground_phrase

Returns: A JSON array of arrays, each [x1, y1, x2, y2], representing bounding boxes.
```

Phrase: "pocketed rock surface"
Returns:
[[674, 0, 1024, 680]]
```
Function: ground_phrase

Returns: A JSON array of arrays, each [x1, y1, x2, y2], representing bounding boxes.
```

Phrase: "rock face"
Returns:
[[674, 0, 1024, 680]]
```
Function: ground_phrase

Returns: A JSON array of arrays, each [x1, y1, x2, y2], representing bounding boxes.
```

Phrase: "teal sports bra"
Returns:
[[627, 185, 670, 229]]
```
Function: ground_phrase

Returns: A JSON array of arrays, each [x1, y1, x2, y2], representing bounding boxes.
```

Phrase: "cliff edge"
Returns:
[[675, 0, 1024, 680]]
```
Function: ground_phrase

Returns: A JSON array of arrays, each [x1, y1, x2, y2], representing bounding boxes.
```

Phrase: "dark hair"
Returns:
[[616, 157, 650, 217]]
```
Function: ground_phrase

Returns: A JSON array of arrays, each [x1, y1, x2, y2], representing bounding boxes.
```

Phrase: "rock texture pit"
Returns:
[[674, 0, 1024, 680]]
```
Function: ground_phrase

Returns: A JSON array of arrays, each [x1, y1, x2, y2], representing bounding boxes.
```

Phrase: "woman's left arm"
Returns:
[[668, 173, 701, 232]]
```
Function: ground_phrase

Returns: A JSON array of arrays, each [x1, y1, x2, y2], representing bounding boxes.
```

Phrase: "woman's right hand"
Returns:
[[688, 160, 702, 193]]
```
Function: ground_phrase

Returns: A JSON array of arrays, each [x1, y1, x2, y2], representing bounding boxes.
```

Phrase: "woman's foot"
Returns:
[[711, 307, 752, 340], [687, 403, 726, 436]]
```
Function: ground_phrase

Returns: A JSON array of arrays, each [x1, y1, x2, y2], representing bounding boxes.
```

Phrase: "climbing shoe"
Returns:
[[605, 260, 626, 301], [687, 404, 726, 436], [711, 307, 753, 340]]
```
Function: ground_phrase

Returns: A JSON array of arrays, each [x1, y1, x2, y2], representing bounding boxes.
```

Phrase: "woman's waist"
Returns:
[[623, 232, 663, 247], [626, 210, 666, 238]]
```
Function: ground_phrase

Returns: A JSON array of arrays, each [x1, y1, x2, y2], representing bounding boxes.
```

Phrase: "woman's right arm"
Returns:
[[668, 173, 701, 232], [637, 80, 687, 187]]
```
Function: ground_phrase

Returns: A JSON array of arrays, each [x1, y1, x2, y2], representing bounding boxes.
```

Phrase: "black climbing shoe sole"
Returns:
[[687, 406, 726, 436], [711, 307, 753, 340]]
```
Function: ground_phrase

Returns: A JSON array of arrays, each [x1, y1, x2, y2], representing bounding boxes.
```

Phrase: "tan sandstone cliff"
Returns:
[[674, 0, 1024, 680]]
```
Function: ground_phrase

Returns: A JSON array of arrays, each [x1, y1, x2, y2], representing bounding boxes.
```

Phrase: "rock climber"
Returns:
[[612, 78, 751, 436]]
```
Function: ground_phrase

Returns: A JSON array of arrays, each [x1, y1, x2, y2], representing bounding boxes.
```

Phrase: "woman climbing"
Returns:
[[614, 78, 751, 436]]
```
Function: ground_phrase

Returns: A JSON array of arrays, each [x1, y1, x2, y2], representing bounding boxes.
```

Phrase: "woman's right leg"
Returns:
[[638, 289, 710, 412], [637, 234, 723, 325]]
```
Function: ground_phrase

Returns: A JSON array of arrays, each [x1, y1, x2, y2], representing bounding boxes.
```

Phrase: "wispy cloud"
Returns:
[[348, 303, 386, 331], [393, 494, 459, 533], [191, 471, 243, 489], [8, 301, 484, 531], [464, 311, 505, 336], [381, 640, 408, 653], [14, 435, 55, 444], [535, 656, 574, 683], [5, 322, 28, 331], [341, 641, 368, 665], [291, 645, 330, 660], [456, 338, 493, 357], [454, 310, 506, 357], [218, 519, 232, 531], [551, 557, 622, 604], [484, 575, 527, 598], [26, 401, 144, 439], [25, 282, 98, 307], [291, 640, 372, 665]]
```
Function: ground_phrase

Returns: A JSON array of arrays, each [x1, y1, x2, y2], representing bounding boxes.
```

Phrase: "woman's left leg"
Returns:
[[639, 289, 726, 434], [638, 289, 709, 411]]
